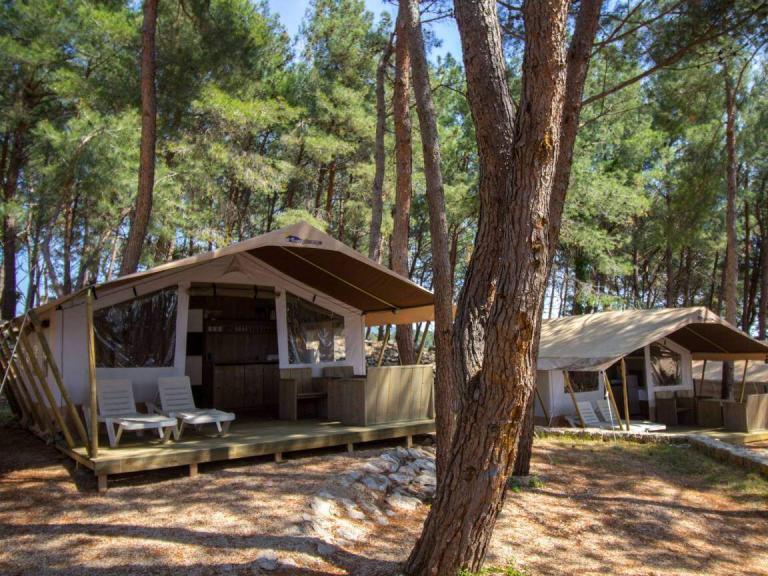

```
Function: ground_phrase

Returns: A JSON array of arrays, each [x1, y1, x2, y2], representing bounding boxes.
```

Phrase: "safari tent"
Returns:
[[0, 221, 436, 490], [533, 307, 768, 431]]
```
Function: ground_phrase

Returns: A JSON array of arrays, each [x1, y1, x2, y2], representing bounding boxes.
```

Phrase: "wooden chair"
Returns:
[[278, 368, 327, 420]]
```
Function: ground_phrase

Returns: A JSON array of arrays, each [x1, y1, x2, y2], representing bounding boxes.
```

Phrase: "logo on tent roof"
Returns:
[[285, 234, 322, 246]]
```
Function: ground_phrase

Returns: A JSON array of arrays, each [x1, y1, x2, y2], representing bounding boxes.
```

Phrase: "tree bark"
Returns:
[[722, 61, 738, 398], [121, 0, 159, 276], [392, 9, 416, 366], [400, 0, 457, 484], [405, 0, 570, 573], [512, 397, 535, 477], [369, 36, 394, 263], [758, 181, 768, 340], [1, 127, 26, 320]]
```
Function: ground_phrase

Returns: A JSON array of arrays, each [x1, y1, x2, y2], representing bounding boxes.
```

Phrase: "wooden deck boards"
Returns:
[[62, 418, 436, 476]]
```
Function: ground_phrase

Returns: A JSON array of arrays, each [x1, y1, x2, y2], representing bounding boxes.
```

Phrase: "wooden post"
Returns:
[[697, 359, 707, 397], [534, 385, 550, 425], [562, 370, 585, 428], [28, 310, 90, 447], [416, 321, 431, 364], [0, 336, 34, 426], [739, 360, 749, 403], [603, 371, 625, 431], [97, 474, 108, 493], [274, 452, 283, 463], [17, 328, 76, 449], [620, 358, 631, 430], [346, 442, 354, 453], [3, 330, 52, 436], [405, 434, 413, 448], [189, 462, 198, 478], [376, 325, 390, 367], [86, 288, 99, 458]]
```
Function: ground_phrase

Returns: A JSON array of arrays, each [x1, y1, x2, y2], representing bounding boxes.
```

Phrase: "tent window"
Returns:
[[650, 342, 681, 387], [94, 287, 178, 368], [286, 293, 346, 364], [567, 371, 600, 393]]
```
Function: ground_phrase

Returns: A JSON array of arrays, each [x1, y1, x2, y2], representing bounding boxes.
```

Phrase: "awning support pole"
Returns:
[[534, 385, 550, 426], [562, 371, 585, 428], [377, 325, 391, 368], [603, 371, 626, 431], [620, 358, 631, 430], [0, 333, 34, 427], [697, 359, 707, 397], [86, 288, 99, 458], [739, 360, 749, 404], [416, 321, 430, 365], [3, 329, 53, 437]]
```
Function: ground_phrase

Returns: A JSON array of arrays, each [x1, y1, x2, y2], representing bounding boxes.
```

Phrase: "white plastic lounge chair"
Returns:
[[565, 401, 613, 429], [153, 376, 235, 439], [594, 399, 666, 432], [84, 379, 177, 448]]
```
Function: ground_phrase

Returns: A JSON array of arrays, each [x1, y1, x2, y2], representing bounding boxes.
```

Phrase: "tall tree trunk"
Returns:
[[722, 61, 738, 399], [369, 36, 394, 263], [401, 0, 457, 483], [512, 397, 535, 476], [758, 181, 768, 340], [392, 10, 416, 366], [121, 0, 158, 276], [323, 157, 337, 221], [405, 1, 571, 573], [1, 127, 26, 320]]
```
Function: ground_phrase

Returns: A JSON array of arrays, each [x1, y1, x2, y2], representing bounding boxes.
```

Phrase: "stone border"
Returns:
[[535, 426, 768, 477]]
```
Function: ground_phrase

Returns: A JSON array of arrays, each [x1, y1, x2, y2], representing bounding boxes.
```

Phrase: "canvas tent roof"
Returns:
[[23, 221, 435, 326], [538, 307, 768, 372]]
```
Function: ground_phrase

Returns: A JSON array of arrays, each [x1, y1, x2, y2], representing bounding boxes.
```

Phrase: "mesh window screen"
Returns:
[[286, 293, 345, 364], [650, 342, 681, 387], [567, 371, 600, 393], [94, 287, 178, 367]]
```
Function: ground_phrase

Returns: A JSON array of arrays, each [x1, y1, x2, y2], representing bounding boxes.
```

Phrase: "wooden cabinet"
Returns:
[[212, 363, 279, 414]]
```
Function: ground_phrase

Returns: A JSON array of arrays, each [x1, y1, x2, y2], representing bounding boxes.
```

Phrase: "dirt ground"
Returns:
[[0, 425, 766, 576]]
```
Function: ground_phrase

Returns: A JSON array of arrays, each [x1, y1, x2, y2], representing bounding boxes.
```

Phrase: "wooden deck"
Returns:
[[61, 417, 435, 490]]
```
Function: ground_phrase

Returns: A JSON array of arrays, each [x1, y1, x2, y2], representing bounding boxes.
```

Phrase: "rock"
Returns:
[[397, 463, 418, 477], [317, 542, 336, 556], [336, 520, 366, 542], [256, 551, 279, 572], [388, 472, 414, 485], [396, 446, 411, 459], [412, 458, 436, 472], [361, 461, 386, 474], [408, 448, 431, 459], [386, 492, 422, 511], [361, 473, 390, 492], [311, 495, 338, 518], [339, 497, 366, 520]]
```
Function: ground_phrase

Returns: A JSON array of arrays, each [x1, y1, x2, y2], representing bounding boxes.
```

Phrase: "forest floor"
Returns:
[[0, 425, 766, 576]]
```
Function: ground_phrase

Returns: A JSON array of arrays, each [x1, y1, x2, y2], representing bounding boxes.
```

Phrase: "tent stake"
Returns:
[[620, 358, 631, 430], [86, 288, 99, 457], [28, 310, 89, 447], [562, 371, 585, 428]]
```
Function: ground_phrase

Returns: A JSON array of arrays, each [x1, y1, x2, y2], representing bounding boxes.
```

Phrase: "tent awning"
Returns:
[[538, 307, 768, 372]]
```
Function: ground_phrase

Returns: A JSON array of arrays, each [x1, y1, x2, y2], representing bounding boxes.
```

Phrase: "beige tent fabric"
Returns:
[[22, 222, 435, 325], [693, 359, 768, 385], [538, 307, 768, 372]]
